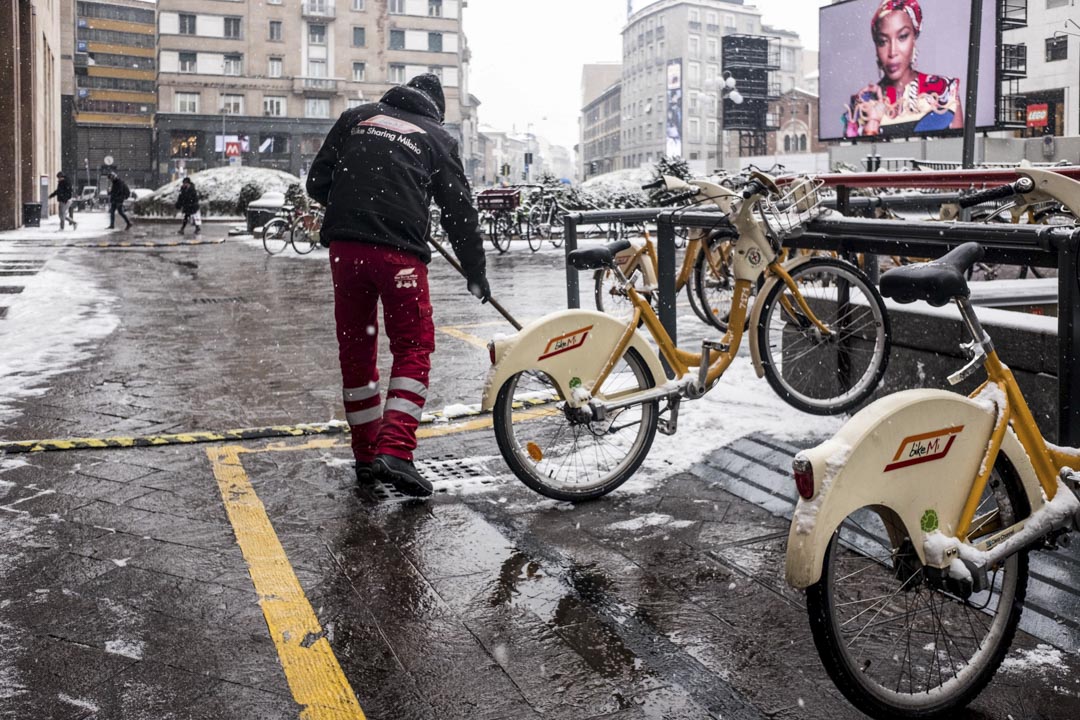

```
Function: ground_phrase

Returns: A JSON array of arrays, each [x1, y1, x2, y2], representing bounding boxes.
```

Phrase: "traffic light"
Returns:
[[522, 170, 528, 180], [501, 163, 510, 176], [524, 152, 534, 165]]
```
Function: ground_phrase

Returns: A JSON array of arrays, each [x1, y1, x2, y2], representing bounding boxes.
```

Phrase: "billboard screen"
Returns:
[[818, 0, 997, 141]]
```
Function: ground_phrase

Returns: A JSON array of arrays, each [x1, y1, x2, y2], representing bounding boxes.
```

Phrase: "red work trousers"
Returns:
[[330, 242, 434, 463]]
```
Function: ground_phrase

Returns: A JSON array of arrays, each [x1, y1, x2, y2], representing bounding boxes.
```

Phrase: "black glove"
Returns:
[[468, 275, 491, 304]]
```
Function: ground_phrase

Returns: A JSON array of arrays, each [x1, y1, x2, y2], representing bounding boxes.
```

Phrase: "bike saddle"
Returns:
[[567, 239, 632, 271], [880, 242, 984, 307]]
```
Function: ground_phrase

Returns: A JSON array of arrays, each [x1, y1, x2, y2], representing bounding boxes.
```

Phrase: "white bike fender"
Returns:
[[479, 310, 667, 412], [784, 388, 1044, 589], [748, 254, 818, 379]]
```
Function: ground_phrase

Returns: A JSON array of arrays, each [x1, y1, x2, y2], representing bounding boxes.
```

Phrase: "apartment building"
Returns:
[[581, 80, 622, 179], [155, 0, 474, 183], [1009, 0, 1080, 138], [620, 0, 804, 170], [1, 1, 63, 230], [74, 0, 158, 189], [579, 62, 623, 179]]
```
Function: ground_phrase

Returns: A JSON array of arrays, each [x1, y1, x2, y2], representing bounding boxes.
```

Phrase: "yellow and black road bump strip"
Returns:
[[62, 238, 228, 249], [0, 396, 557, 455]]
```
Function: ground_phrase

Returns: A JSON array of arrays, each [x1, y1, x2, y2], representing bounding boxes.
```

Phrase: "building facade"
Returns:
[[1, 0, 63, 230], [765, 89, 824, 156], [1008, 0, 1080, 138], [579, 62, 623, 179], [581, 80, 622, 179], [74, 0, 158, 190], [155, 0, 473, 183]]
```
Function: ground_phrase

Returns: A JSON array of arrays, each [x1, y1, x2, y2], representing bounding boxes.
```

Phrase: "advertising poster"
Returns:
[[818, 0, 997, 141], [666, 59, 683, 158]]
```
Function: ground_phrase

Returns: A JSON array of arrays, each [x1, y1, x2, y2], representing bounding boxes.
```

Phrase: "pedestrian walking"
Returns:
[[175, 177, 202, 235], [106, 171, 132, 230], [48, 171, 77, 231], [306, 73, 490, 498]]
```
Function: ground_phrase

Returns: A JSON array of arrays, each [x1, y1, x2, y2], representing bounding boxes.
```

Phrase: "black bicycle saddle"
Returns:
[[880, 242, 984, 307], [567, 239, 632, 271]]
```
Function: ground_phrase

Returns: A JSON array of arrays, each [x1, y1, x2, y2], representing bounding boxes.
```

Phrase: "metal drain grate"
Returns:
[[419, 455, 499, 494], [192, 297, 248, 305]]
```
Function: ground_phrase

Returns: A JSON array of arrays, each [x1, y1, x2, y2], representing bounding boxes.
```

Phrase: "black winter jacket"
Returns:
[[109, 178, 130, 204], [305, 85, 485, 282], [49, 178, 73, 203], [176, 184, 200, 214]]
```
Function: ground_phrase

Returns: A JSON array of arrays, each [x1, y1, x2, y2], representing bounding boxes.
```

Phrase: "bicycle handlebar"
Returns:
[[958, 177, 1035, 209], [656, 190, 700, 207], [641, 179, 665, 192], [742, 179, 769, 200]]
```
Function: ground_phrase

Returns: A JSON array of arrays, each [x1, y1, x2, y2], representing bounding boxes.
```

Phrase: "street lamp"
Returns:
[[715, 71, 744, 174]]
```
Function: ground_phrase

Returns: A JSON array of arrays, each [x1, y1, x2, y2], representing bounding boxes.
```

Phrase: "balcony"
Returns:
[[301, 2, 336, 20], [293, 77, 340, 95], [997, 93, 1028, 129], [1000, 0, 1027, 31], [1000, 43, 1027, 79]]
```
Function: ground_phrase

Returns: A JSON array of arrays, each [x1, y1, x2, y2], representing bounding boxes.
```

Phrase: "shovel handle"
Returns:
[[429, 236, 522, 331]]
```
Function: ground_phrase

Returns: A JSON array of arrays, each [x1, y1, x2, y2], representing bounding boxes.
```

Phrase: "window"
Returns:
[[688, 61, 700, 86], [706, 11, 718, 27], [688, 8, 699, 23], [269, 21, 282, 41], [429, 0, 443, 16], [263, 96, 285, 117], [799, 135, 807, 152], [352, 62, 366, 81], [784, 135, 792, 152], [428, 32, 443, 52], [353, 27, 365, 46], [308, 23, 326, 45], [389, 0, 405, 13], [220, 94, 243, 114], [224, 17, 242, 39], [389, 30, 405, 49], [306, 98, 330, 118], [389, 64, 405, 83], [1046, 36, 1068, 62], [171, 132, 199, 157], [179, 52, 197, 73], [706, 38, 718, 60], [689, 118, 700, 142], [347, 98, 364, 109], [268, 57, 283, 77], [259, 134, 289, 153], [1047, 0, 1069, 8], [725, 14, 737, 29], [179, 14, 196, 35], [689, 35, 700, 58], [352, 0, 365, 9], [176, 92, 199, 113], [428, 65, 443, 82], [268, 0, 281, 4], [308, 59, 327, 77], [224, 55, 243, 76]]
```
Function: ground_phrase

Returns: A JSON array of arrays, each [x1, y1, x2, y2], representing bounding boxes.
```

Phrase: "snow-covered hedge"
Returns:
[[133, 167, 303, 217]]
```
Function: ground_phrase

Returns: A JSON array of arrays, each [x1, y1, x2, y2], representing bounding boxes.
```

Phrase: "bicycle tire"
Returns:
[[528, 205, 549, 240], [526, 215, 543, 252], [492, 213, 512, 254], [593, 267, 651, 323], [291, 217, 317, 254], [493, 347, 659, 502], [693, 235, 736, 331], [756, 257, 890, 415], [262, 219, 290, 255], [806, 455, 1029, 719], [549, 207, 566, 248]]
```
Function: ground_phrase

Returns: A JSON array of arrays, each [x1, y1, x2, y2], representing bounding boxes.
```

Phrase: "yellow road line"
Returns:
[[207, 445, 366, 720], [436, 325, 490, 350]]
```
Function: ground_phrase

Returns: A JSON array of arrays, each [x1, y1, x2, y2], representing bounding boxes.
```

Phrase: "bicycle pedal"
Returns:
[[658, 399, 681, 436]]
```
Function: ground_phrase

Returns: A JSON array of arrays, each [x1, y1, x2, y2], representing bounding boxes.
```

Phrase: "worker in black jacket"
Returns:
[[48, 171, 77, 231], [307, 73, 488, 498], [106, 171, 132, 230], [175, 178, 202, 235]]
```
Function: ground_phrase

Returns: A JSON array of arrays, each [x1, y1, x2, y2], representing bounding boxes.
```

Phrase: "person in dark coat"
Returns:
[[48, 171, 77, 231], [175, 177, 202, 235], [106, 171, 132, 230], [306, 73, 489, 498]]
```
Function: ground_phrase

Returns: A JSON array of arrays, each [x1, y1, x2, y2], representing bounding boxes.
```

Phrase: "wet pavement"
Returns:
[[2, 215, 1080, 719]]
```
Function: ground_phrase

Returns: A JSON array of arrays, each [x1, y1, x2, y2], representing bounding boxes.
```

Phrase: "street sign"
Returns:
[[225, 142, 242, 157]]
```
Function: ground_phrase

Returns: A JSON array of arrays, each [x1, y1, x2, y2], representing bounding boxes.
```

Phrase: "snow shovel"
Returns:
[[429, 236, 522, 331]]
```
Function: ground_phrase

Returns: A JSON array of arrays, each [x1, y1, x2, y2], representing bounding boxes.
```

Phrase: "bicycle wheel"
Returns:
[[594, 266, 651, 322], [756, 257, 890, 414], [492, 213, 512, 254], [549, 207, 566, 248], [262, 219, 289, 255], [807, 456, 1029, 719], [493, 347, 659, 502], [693, 235, 736, 331], [290, 217, 317, 254], [528, 205, 550, 241], [526, 213, 543, 252]]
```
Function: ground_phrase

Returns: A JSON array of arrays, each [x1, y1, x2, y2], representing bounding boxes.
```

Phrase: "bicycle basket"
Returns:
[[760, 177, 825, 238], [477, 188, 521, 211]]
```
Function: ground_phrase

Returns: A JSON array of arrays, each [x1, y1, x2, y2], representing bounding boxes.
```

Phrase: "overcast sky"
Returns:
[[465, 0, 831, 149]]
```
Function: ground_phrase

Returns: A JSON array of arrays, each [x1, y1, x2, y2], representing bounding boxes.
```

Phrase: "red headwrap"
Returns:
[[872, 0, 922, 36]]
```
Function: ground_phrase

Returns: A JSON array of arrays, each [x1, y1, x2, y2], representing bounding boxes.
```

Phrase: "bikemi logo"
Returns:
[[538, 325, 594, 361], [884, 426, 965, 473], [395, 267, 419, 289]]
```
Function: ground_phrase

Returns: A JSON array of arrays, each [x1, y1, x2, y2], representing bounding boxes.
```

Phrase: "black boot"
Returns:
[[374, 455, 432, 497], [355, 461, 377, 486]]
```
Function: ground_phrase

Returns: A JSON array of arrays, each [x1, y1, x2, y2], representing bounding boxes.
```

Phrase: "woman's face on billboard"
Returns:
[[874, 11, 917, 85]]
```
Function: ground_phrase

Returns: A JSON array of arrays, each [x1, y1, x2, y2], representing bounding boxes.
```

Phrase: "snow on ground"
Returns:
[[581, 167, 656, 196], [1001, 644, 1067, 674], [0, 211, 116, 242], [0, 254, 119, 425]]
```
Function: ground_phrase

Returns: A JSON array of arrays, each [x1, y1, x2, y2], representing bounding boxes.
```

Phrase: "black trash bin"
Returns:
[[22, 203, 42, 228]]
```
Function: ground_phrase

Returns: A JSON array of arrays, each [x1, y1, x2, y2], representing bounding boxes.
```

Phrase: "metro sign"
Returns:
[[884, 426, 965, 473], [537, 325, 593, 362], [225, 141, 242, 157]]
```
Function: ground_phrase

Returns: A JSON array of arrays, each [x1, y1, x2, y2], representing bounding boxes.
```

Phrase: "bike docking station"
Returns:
[[563, 166, 1080, 447]]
